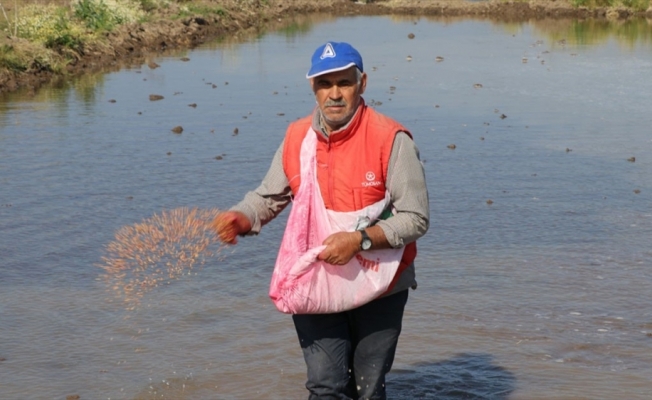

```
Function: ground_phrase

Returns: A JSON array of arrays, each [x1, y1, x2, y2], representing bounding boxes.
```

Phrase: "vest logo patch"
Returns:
[[362, 171, 382, 187], [320, 43, 336, 59]]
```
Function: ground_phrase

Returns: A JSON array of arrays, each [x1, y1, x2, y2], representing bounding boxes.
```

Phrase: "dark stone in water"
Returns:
[[180, 57, 190, 62], [233, 128, 239, 135], [627, 157, 635, 162], [171, 126, 183, 134], [108, 99, 116, 103], [188, 103, 197, 108], [149, 94, 164, 101], [408, 33, 415, 39], [447, 144, 456, 150]]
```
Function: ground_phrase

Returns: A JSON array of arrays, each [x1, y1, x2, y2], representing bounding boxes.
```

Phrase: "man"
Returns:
[[215, 41, 429, 399]]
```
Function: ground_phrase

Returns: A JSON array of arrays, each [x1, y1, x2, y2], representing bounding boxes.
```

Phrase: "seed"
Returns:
[[98, 208, 229, 310]]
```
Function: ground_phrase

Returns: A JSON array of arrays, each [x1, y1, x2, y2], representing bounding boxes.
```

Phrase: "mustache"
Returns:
[[324, 99, 347, 107]]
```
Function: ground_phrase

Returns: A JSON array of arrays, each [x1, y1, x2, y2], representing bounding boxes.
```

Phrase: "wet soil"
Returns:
[[1, 0, 651, 95]]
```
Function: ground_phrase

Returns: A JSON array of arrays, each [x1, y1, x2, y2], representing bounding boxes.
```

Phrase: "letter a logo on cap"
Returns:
[[320, 43, 336, 60]]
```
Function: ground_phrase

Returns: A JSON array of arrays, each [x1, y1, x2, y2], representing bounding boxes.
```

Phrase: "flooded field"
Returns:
[[1, 14, 651, 400]]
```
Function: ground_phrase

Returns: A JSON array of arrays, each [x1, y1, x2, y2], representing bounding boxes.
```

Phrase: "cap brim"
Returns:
[[306, 62, 358, 79]]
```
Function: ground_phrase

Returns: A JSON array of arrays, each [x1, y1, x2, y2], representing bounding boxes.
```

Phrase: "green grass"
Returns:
[[0, 41, 68, 73], [174, 4, 227, 19], [570, 0, 650, 10], [0, 44, 28, 71], [74, 0, 117, 30]]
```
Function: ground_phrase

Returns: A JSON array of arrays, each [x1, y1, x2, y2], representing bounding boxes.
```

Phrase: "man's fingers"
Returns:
[[213, 213, 238, 244]]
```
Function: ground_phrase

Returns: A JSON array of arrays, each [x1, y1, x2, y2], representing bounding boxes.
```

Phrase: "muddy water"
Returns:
[[1, 14, 652, 400]]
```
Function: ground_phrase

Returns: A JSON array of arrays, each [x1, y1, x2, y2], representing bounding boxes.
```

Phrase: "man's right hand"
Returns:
[[212, 211, 252, 244]]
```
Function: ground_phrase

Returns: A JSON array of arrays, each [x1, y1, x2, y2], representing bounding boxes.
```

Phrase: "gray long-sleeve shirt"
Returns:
[[231, 105, 430, 293]]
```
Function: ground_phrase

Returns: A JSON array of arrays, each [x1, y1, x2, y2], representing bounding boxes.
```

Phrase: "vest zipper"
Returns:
[[327, 139, 335, 208]]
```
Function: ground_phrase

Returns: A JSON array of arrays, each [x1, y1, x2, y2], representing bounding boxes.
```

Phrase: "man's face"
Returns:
[[310, 67, 367, 133]]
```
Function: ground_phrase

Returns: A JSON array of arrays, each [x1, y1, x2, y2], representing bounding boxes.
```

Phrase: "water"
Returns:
[[1, 14, 651, 400]]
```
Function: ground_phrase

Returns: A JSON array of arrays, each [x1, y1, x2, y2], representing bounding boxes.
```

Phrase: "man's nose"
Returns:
[[328, 85, 342, 99]]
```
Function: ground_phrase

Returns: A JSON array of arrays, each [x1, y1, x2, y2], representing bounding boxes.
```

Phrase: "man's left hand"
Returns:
[[317, 231, 360, 265]]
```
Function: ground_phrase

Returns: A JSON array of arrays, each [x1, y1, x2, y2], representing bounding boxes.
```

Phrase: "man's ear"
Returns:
[[359, 72, 367, 95]]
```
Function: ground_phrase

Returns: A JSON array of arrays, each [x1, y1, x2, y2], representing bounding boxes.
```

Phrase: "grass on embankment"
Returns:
[[570, 0, 649, 10], [0, 0, 235, 75]]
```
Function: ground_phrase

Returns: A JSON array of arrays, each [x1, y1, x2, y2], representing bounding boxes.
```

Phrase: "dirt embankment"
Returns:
[[1, 0, 651, 95]]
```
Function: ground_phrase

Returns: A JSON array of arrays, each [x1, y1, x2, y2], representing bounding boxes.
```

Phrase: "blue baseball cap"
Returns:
[[306, 42, 364, 79]]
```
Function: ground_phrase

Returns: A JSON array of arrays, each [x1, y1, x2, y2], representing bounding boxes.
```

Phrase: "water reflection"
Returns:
[[401, 14, 652, 48], [387, 354, 516, 400], [532, 18, 652, 48]]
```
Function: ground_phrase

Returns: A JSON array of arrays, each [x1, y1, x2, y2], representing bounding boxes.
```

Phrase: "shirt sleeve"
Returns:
[[376, 132, 430, 248], [229, 139, 293, 234]]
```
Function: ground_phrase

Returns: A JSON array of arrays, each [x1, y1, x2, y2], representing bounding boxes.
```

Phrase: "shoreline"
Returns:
[[1, 0, 651, 95]]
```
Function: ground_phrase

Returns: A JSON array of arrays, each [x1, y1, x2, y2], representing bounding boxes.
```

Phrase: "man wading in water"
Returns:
[[214, 41, 429, 399]]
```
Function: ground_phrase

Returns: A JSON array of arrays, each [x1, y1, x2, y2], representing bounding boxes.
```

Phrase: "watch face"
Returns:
[[360, 230, 372, 250]]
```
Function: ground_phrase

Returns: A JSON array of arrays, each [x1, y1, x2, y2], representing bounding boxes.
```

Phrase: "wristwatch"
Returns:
[[359, 229, 372, 251]]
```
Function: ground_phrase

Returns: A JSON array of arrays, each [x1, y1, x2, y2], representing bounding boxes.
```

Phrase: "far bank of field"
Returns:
[[1, 0, 651, 94]]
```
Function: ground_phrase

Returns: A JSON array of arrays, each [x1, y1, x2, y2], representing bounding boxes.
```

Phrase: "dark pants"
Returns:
[[292, 290, 409, 400]]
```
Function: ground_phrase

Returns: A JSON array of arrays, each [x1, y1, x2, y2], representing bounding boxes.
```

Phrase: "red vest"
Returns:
[[282, 102, 417, 290]]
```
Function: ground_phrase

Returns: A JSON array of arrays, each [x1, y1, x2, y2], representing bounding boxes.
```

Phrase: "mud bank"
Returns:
[[1, 0, 651, 95]]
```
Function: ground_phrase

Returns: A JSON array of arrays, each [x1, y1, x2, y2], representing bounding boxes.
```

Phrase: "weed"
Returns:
[[620, 0, 650, 10], [176, 4, 226, 19], [75, 0, 117, 30], [570, 0, 650, 9], [46, 10, 84, 52], [0, 40, 67, 73], [0, 44, 26, 71], [74, 0, 144, 31]]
